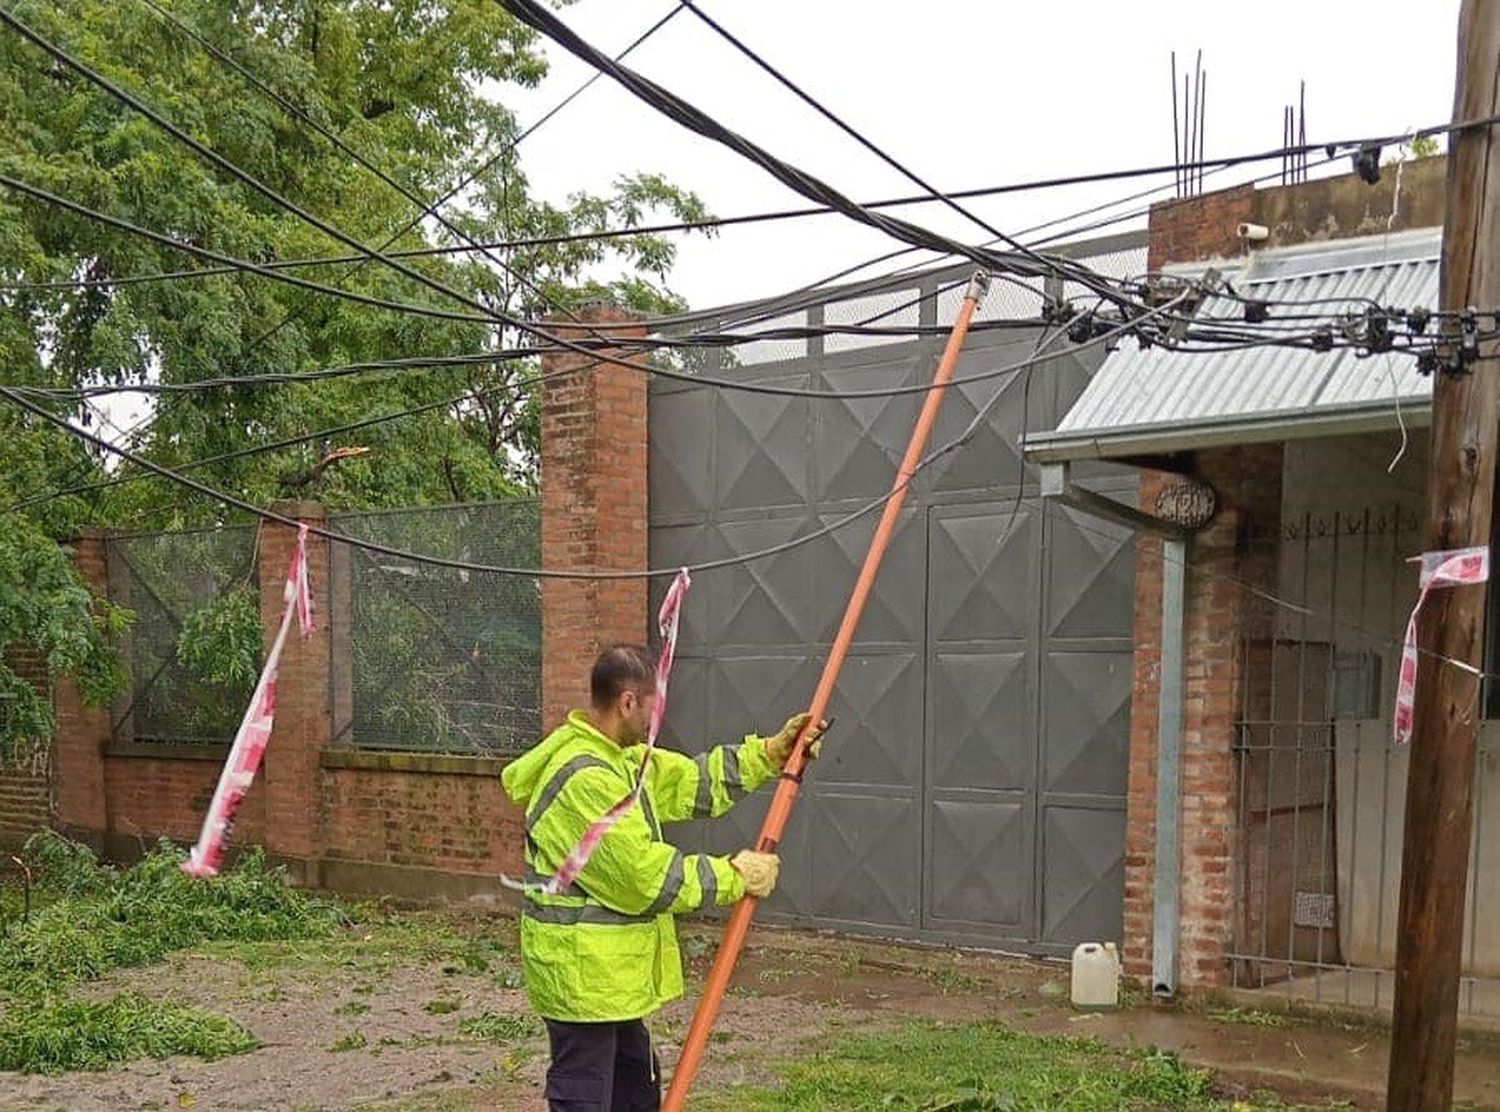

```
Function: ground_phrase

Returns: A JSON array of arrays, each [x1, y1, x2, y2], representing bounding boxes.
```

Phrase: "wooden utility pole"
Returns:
[[1388, 3, 1500, 1108]]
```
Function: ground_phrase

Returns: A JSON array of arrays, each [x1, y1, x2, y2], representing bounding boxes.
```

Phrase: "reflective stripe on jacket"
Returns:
[[501, 710, 775, 1021]]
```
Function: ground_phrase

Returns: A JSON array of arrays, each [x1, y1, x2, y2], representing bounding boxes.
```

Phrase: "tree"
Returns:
[[0, 0, 711, 757]]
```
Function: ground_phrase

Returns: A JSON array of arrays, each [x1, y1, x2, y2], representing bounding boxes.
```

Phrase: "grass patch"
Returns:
[[919, 965, 987, 995], [196, 911, 516, 986], [692, 1021, 1263, 1111], [1207, 1007, 1293, 1029], [457, 1011, 541, 1042], [0, 991, 257, 1074], [1, 833, 345, 998], [330, 1030, 369, 1053]]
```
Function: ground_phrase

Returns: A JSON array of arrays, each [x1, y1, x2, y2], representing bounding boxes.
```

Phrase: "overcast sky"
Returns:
[[502, 0, 1463, 313]]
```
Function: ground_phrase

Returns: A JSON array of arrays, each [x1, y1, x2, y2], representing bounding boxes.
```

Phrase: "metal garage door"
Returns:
[[648, 240, 1140, 953]]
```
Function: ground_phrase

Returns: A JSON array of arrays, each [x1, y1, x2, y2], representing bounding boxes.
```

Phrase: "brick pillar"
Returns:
[[1124, 446, 1282, 990], [1144, 185, 1256, 271], [0, 646, 53, 847], [258, 503, 332, 877], [54, 530, 110, 841], [539, 306, 649, 729]]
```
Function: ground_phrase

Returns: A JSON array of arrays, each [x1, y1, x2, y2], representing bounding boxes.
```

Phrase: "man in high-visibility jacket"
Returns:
[[501, 643, 824, 1111]]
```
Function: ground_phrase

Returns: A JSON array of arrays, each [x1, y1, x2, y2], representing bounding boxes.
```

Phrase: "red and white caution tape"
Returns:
[[506, 568, 691, 896], [1393, 545, 1489, 746], [182, 526, 315, 877]]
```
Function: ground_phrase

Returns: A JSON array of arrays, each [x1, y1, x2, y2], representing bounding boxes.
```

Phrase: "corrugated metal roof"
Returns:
[[1027, 227, 1440, 462]]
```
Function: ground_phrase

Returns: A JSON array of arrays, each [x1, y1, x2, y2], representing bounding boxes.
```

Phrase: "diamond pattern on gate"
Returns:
[[715, 388, 807, 508], [930, 652, 1030, 791], [821, 653, 923, 787], [650, 524, 718, 651], [812, 793, 917, 926], [1043, 653, 1132, 796], [928, 798, 1026, 927], [712, 655, 817, 750], [657, 657, 708, 755], [1042, 807, 1125, 942], [649, 388, 715, 518], [815, 362, 921, 500], [713, 517, 814, 646], [813, 510, 924, 645], [930, 511, 1034, 642], [927, 358, 1028, 493], [1047, 507, 1135, 639]]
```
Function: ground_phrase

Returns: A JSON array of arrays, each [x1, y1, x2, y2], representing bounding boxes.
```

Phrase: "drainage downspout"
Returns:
[[1153, 535, 1187, 999], [1038, 461, 1200, 1001]]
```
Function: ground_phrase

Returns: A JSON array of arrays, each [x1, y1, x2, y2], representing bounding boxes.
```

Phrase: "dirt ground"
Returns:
[[3, 912, 1499, 1111]]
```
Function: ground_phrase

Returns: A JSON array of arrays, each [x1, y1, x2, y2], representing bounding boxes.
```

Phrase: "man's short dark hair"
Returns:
[[591, 644, 657, 707]]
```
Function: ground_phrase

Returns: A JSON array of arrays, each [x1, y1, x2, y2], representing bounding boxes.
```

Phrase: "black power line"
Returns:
[[494, 0, 1127, 306], [680, 1, 1037, 259], [0, 297, 1177, 577]]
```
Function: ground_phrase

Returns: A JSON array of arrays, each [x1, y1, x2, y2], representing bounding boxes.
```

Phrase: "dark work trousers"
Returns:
[[543, 1018, 660, 1111]]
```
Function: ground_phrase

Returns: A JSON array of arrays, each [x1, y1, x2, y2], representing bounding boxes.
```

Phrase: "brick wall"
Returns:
[[37, 305, 650, 900], [0, 647, 52, 848], [320, 753, 523, 878], [539, 307, 650, 727], [101, 749, 265, 849]]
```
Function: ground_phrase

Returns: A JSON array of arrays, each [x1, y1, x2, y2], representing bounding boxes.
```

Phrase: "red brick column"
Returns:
[[1124, 447, 1282, 989], [54, 530, 110, 840], [539, 306, 649, 729], [258, 503, 331, 877]]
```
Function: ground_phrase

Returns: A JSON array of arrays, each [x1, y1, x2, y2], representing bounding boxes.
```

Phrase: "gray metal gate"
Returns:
[[649, 236, 1142, 953]]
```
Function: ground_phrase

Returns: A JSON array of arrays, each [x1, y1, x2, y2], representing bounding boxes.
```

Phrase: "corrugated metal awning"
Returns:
[[1025, 227, 1440, 463]]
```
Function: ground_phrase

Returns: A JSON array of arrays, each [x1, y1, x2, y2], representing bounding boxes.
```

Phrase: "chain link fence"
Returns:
[[329, 500, 541, 756], [106, 526, 259, 745]]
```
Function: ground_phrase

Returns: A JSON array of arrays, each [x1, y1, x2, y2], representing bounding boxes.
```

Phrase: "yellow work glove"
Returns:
[[764, 713, 828, 770], [730, 850, 780, 899]]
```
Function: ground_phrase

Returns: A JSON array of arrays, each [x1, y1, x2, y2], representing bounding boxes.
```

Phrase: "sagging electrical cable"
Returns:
[[0, 292, 1184, 571], [494, 0, 1131, 308]]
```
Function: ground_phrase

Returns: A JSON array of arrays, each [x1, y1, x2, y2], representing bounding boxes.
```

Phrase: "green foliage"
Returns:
[[694, 1022, 1228, 1111], [0, 515, 130, 762], [328, 1029, 368, 1053], [0, 0, 710, 526], [0, 991, 256, 1073], [25, 826, 111, 897], [1411, 135, 1440, 159], [457, 1011, 541, 1042], [175, 584, 261, 690], [2, 833, 344, 998], [0, 0, 706, 758], [0, 991, 257, 1074], [0, 834, 341, 1073]]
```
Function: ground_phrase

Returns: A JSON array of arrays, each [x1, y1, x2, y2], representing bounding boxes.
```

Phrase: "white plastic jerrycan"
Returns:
[[1070, 941, 1120, 1010]]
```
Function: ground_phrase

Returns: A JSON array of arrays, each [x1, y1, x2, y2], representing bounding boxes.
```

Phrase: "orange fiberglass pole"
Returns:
[[663, 270, 992, 1110]]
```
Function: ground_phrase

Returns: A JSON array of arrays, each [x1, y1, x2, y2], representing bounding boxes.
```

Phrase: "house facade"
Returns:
[[1028, 156, 1499, 1018]]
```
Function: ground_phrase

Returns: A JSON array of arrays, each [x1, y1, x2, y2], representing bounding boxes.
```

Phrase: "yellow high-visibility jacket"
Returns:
[[501, 710, 775, 1022]]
